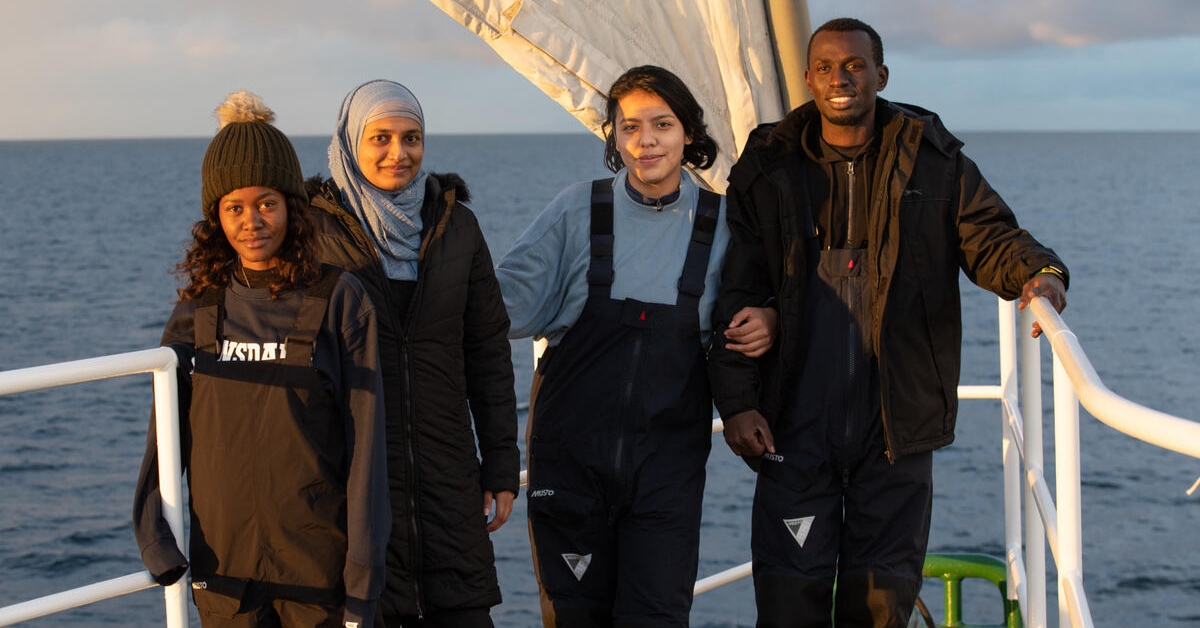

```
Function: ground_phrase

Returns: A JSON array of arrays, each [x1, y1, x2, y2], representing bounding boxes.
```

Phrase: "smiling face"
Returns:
[[357, 115, 424, 191], [217, 186, 288, 270], [613, 89, 692, 199], [805, 28, 889, 145]]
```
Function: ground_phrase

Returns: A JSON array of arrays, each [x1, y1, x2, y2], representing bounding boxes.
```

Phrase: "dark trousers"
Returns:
[[197, 587, 341, 628], [751, 442, 932, 627], [527, 451, 707, 628]]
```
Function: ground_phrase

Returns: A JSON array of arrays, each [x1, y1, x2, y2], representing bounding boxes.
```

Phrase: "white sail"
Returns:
[[428, 0, 811, 193]]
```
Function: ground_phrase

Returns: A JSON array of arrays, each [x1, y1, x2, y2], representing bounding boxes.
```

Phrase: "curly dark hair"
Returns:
[[175, 194, 320, 301], [602, 65, 719, 173]]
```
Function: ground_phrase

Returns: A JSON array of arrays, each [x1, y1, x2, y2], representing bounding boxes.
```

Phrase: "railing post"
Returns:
[[1052, 353, 1083, 628], [152, 360, 190, 628], [1019, 307, 1047, 628], [998, 301, 1023, 612]]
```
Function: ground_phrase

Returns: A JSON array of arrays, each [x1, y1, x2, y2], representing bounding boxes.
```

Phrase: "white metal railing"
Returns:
[[4, 297, 1200, 626], [1003, 298, 1200, 628], [0, 348, 189, 628]]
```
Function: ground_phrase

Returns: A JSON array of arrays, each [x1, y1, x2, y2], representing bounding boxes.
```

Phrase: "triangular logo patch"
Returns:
[[562, 553, 592, 581], [784, 516, 814, 548]]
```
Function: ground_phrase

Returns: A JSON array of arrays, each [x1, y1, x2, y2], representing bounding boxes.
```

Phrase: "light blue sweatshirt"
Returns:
[[497, 169, 729, 347]]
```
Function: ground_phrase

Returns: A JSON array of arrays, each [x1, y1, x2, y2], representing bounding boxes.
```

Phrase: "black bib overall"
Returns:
[[525, 180, 719, 627], [752, 202, 932, 627], [186, 268, 349, 625]]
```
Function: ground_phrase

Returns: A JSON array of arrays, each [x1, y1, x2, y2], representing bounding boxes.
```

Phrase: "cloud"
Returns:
[[1027, 22, 1096, 48], [808, 0, 1200, 54], [1, 0, 1197, 139], [0, 0, 516, 139]]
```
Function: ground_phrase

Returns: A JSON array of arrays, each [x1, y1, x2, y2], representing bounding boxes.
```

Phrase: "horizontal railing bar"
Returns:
[[1031, 299, 1200, 460], [1006, 548, 1028, 610], [1061, 571, 1095, 628], [0, 572, 156, 627], [959, 384, 1004, 400], [694, 562, 752, 595], [1025, 467, 1060, 562], [0, 348, 177, 396]]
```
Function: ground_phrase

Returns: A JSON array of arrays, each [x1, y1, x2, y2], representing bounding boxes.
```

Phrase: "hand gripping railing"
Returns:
[[0, 348, 190, 628]]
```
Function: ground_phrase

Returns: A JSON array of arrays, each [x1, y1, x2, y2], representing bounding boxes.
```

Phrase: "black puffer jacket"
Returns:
[[307, 173, 519, 616], [708, 99, 1067, 460]]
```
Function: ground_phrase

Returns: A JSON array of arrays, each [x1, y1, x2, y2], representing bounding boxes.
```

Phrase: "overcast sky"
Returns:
[[2, 0, 1198, 140]]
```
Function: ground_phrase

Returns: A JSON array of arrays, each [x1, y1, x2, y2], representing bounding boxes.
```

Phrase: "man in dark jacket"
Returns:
[[310, 80, 520, 627], [707, 18, 1068, 627]]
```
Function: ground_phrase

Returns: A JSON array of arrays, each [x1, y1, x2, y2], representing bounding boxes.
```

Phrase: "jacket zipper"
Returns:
[[846, 160, 855, 249], [401, 212, 442, 620], [845, 160, 857, 451], [399, 343, 424, 619], [335, 186, 426, 618]]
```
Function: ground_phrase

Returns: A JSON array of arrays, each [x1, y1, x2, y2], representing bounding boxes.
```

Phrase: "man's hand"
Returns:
[[721, 410, 776, 457], [1017, 273, 1067, 338], [483, 490, 515, 532], [724, 306, 779, 358]]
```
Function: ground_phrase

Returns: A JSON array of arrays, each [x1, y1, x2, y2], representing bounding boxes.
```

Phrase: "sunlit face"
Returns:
[[805, 29, 888, 131], [217, 186, 288, 271], [614, 89, 691, 199], [357, 116, 424, 191]]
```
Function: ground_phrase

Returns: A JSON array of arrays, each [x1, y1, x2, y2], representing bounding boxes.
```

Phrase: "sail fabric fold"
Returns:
[[429, 0, 799, 193]]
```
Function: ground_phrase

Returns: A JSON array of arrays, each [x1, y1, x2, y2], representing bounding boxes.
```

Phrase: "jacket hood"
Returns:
[[431, 171, 471, 204]]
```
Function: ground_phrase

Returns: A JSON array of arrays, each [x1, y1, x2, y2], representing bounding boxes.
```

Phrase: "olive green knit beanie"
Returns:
[[200, 90, 305, 219]]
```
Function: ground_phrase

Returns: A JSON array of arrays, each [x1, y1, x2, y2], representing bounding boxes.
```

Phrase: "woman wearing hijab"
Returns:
[[307, 80, 519, 628]]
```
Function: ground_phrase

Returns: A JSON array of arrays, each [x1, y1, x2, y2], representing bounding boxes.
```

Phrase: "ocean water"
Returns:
[[1, 132, 1198, 626]]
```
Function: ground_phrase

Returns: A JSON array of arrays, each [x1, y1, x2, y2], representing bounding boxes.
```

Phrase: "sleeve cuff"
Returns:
[[1035, 264, 1069, 290], [140, 536, 188, 586], [343, 596, 377, 628], [480, 458, 521, 495]]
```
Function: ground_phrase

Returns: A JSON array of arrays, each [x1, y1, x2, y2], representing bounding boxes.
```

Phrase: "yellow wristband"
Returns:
[[1037, 265, 1066, 284]]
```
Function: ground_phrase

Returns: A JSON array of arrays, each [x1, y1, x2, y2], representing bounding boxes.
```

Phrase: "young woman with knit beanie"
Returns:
[[306, 81, 519, 628], [133, 90, 390, 628]]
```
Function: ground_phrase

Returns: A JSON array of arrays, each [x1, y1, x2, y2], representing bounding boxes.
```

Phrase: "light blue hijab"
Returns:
[[328, 80, 430, 281]]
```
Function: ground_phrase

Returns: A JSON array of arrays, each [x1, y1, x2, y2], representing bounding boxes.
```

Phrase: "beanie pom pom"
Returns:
[[215, 90, 275, 129]]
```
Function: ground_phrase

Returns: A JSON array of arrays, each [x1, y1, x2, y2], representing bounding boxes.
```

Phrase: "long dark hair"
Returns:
[[175, 195, 320, 301], [602, 65, 719, 173]]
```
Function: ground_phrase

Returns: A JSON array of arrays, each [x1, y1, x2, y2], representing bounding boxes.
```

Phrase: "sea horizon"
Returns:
[[2, 131, 1198, 626]]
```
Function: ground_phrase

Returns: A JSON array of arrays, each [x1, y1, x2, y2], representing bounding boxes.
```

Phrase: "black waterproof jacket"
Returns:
[[307, 173, 519, 616], [708, 99, 1068, 460]]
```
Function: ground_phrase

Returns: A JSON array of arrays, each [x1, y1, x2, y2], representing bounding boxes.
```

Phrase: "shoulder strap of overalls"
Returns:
[[675, 186, 721, 308], [283, 264, 344, 365], [586, 178, 616, 299], [193, 286, 225, 355]]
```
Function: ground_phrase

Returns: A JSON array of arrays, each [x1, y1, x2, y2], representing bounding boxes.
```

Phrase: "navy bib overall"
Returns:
[[525, 180, 719, 627], [186, 268, 348, 625]]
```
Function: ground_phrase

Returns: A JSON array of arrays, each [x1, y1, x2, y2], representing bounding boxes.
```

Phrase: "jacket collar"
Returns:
[[757, 98, 963, 161]]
